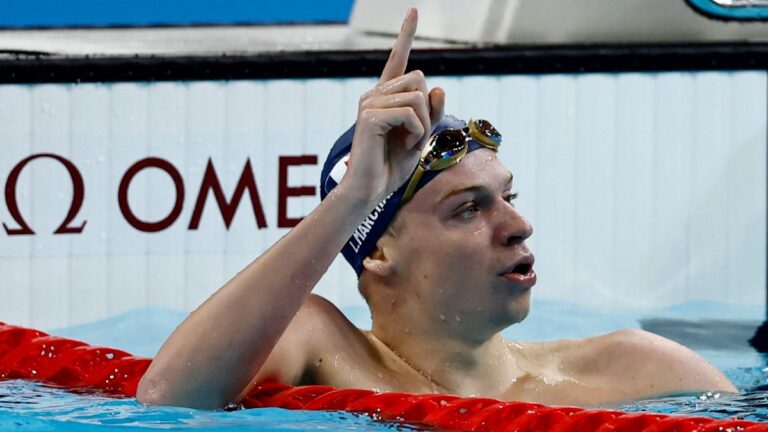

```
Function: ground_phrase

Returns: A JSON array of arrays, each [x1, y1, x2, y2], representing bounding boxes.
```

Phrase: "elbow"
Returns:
[[136, 373, 169, 407], [135, 369, 228, 410], [135, 368, 184, 408]]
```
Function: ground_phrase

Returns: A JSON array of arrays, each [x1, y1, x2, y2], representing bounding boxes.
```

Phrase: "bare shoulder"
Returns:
[[566, 329, 737, 396], [510, 329, 736, 399], [250, 294, 369, 386], [280, 294, 370, 356], [294, 294, 354, 326]]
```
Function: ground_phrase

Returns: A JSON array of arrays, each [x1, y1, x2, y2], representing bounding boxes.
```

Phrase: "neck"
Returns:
[[371, 311, 525, 397]]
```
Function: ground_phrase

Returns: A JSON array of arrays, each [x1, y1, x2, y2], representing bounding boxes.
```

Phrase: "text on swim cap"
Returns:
[[349, 193, 393, 253]]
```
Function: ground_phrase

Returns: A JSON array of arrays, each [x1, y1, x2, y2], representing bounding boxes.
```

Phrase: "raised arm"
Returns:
[[136, 8, 445, 409]]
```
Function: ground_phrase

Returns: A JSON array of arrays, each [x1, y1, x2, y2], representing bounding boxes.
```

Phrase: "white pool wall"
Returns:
[[0, 71, 765, 329]]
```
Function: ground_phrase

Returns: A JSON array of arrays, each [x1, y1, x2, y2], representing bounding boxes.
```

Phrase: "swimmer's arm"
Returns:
[[136, 184, 379, 409], [596, 329, 738, 397], [137, 9, 441, 410]]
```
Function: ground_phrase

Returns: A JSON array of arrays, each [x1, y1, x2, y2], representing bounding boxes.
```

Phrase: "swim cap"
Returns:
[[320, 115, 489, 276]]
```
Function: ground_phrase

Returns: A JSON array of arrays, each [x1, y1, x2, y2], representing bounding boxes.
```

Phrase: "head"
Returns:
[[321, 116, 535, 341]]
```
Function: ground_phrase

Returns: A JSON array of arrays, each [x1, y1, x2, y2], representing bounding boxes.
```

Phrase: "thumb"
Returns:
[[428, 87, 445, 128]]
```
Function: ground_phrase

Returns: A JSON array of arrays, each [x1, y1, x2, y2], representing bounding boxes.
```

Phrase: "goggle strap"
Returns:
[[401, 165, 426, 205]]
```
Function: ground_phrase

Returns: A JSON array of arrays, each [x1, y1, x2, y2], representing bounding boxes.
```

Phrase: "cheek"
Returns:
[[396, 217, 492, 276], [419, 236, 488, 280]]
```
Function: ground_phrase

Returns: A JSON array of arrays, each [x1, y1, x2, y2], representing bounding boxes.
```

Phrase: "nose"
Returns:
[[496, 201, 533, 246]]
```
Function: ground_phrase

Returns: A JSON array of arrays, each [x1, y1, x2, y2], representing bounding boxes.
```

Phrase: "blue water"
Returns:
[[0, 381, 420, 431], [0, 300, 766, 430]]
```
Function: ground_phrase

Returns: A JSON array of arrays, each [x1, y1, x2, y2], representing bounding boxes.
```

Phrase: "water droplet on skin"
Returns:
[[455, 315, 461, 322], [439, 314, 446, 321], [333, 355, 340, 368]]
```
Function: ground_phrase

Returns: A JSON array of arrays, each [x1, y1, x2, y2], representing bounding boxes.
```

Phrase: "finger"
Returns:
[[379, 7, 417, 84], [428, 87, 445, 128], [374, 70, 430, 147], [377, 70, 429, 106], [361, 91, 430, 148], [361, 107, 424, 150]]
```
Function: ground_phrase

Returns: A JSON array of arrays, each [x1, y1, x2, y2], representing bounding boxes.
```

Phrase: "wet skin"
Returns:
[[375, 148, 535, 344], [249, 150, 737, 406], [137, 8, 737, 410]]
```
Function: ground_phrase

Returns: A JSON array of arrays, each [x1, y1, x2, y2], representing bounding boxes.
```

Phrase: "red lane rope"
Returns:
[[0, 321, 765, 431]]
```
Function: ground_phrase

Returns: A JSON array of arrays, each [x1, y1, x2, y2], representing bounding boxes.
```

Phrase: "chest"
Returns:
[[308, 349, 440, 394], [304, 337, 631, 405]]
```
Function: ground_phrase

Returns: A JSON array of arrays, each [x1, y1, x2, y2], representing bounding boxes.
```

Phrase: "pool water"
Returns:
[[0, 300, 765, 430], [0, 381, 421, 431]]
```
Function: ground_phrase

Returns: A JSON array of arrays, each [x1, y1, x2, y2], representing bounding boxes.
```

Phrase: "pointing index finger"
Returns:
[[379, 7, 418, 84]]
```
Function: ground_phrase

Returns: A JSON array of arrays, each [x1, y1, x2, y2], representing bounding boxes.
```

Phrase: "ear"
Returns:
[[362, 243, 394, 277]]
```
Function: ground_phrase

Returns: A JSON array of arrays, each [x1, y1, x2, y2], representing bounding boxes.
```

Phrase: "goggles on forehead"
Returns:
[[400, 118, 502, 205]]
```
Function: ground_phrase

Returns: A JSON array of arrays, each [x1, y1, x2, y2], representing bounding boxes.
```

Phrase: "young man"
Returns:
[[136, 8, 737, 409]]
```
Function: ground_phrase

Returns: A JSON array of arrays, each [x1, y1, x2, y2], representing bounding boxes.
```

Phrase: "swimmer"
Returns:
[[137, 8, 737, 409]]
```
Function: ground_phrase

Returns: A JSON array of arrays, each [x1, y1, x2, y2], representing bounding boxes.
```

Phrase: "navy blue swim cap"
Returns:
[[320, 115, 489, 276]]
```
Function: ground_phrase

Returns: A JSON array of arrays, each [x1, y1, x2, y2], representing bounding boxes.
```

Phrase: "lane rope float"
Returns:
[[0, 321, 765, 431]]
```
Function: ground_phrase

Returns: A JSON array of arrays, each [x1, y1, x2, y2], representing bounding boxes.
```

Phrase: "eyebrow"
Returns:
[[435, 171, 514, 206]]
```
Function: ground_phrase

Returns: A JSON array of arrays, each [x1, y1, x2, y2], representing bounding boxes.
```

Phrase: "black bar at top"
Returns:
[[1, 42, 768, 84]]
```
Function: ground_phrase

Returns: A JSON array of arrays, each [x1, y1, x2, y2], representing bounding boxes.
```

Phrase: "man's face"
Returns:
[[387, 149, 535, 340]]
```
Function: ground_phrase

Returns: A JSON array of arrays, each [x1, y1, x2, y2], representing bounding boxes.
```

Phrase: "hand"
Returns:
[[340, 7, 445, 204]]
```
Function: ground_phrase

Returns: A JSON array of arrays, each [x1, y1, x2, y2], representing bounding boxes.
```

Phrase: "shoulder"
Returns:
[[294, 294, 347, 323], [287, 294, 366, 348], [251, 294, 369, 386], [570, 329, 737, 396]]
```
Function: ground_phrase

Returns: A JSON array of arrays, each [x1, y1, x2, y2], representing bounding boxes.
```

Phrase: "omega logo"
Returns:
[[3, 153, 318, 236]]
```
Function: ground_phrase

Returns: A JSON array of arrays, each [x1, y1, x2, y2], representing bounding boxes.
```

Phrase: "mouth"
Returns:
[[499, 255, 536, 287]]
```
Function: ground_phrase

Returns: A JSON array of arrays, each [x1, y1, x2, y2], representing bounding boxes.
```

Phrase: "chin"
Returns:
[[506, 295, 531, 325], [511, 306, 530, 324], [486, 301, 530, 331]]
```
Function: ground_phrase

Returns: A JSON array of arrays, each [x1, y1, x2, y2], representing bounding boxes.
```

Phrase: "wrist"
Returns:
[[334, 179, 389, 211]]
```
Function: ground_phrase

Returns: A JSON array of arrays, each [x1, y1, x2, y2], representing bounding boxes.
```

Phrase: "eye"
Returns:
[[454, 202, 480, 220], [504, 192, 519, 207]]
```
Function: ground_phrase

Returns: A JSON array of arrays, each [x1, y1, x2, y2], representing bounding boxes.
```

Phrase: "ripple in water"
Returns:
[[0, 380, 423, 431]]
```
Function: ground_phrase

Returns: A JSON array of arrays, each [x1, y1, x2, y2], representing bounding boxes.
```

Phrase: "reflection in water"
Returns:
[[0, 380, 422, 431], [1, 375, 768, 430]]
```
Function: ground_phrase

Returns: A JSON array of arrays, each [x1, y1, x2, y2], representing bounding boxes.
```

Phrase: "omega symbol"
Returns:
[[3, 153, 87, 235]]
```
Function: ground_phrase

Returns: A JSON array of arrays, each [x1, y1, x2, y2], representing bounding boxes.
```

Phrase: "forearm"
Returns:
[[138, 8, 434, 408], [137, 183, 378, 409]]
